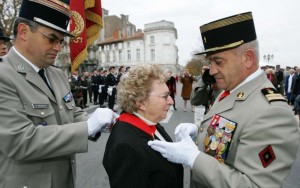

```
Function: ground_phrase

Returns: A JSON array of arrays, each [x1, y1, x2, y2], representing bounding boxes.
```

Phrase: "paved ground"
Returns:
[[77, 83, 300, 188]]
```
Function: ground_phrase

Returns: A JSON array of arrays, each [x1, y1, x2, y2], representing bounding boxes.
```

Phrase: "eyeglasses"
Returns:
[[37, 30, 66, 47], [149, 92, 171, 101]]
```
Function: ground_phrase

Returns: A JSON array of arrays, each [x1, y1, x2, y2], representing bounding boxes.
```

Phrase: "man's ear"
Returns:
[[17, 23, 29, 40], [243, 49, 255, 69]]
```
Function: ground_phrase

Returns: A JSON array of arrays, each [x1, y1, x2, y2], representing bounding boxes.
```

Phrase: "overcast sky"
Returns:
[[103, 0, 300, 68]]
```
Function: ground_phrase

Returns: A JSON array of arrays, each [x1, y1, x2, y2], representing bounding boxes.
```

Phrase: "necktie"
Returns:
[[218, 91, 230, 101], [38, 69, 54, 96]]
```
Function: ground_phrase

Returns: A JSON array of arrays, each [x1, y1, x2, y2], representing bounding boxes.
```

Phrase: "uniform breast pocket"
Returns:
[[64, 101, 75, 110], [23, 104, 55, 126]]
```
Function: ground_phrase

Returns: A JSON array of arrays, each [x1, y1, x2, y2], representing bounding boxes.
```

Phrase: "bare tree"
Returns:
[[185, 50, 208, 76], [0, 0, 22, 38]]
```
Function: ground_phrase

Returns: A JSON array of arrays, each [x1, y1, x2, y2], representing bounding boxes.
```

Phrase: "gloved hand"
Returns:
[[174, 123, 198, 142], [148, 129, 200, 168], [87, 108, 119, 136], [107, 87, 113, 96]]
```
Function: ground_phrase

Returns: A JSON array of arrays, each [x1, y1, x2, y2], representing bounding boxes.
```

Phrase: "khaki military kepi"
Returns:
[[196, 12, 257, 55], [18, 0, 73, 37]]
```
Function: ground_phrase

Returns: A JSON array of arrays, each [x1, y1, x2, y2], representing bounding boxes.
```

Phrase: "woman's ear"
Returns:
[[136, 100, 147, 111], [135, 101, 146, 111]]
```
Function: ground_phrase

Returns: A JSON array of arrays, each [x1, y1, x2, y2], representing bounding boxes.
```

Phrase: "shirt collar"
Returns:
[[231, 68, 263, 93], [133, 112, 156, 126]]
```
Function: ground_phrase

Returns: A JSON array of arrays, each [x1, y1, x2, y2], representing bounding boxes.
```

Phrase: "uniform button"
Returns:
[[41, 112, 45, 116], [72, 159, 75, 164], [59, 106, 63, 110], [199, 127, 204, 132], [23, 186, 28, 188]]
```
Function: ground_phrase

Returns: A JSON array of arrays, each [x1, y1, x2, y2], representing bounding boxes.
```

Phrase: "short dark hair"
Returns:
[[13, 17, 39, 37], [119, 66, 124, 72]]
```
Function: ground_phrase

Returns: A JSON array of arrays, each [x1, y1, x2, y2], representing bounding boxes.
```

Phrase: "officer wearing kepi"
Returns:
[[149, 12, 299, 188], [0, 27, 11, 57], [0, 0, 118, 187]]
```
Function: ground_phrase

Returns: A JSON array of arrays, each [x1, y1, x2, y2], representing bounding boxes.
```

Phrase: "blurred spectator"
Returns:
[[180, 68, 195, 111], [0, 27, 10, 57], [69, 69, 83, 107], [275, 65, 284, 95], [80, 71, 89, 108], [106, 66, 117, 112], [285, 68, 295, 105], [266, 68, 277, 88], [166, 69, 177, 110], [91, 69, 99, 105]]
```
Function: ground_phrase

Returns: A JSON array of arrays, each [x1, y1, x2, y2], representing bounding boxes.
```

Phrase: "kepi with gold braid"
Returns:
[[19, 0, 73, 37], [196, 12, 256, 55]]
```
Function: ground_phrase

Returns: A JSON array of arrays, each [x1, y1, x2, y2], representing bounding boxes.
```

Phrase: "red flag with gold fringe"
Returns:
[[70, 0, 87, 73], [70, 0, 103, 73], [85, 0, 103, 46]]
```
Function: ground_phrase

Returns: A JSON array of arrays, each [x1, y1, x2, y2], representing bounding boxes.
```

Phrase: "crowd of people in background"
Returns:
[[68, 64, 300, 118], [69, 66, 130, 112]]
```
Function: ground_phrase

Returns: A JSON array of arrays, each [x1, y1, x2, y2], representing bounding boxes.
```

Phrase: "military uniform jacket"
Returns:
[[106, 73, 117, 87], [91, 74, 99, 91], [0, 49, 89, 188], [192, 72, 299, 188]]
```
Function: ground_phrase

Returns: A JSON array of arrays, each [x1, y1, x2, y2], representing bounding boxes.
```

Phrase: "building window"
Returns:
[[127, 50, 131, 61], [150, 36, 155, 44], [136, 49, 141, 61], [150, 49, 155, 61], [127, 42, 130, 48], [106, 53, 110, 63], [118, 50, 122, 61], [113, 51, 116, 62]]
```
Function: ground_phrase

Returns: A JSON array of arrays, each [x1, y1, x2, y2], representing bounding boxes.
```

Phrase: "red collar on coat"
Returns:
[[118, 113, 156, 138]]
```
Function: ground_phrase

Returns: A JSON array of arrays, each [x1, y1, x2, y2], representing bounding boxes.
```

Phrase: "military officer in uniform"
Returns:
[[106, 66, 117, 111], [0, 27, 10, 57], [0, 0, 118, 188], [149, 12, 299, 188], [91, 69, 99, 105], [98, 68, 107, 108]]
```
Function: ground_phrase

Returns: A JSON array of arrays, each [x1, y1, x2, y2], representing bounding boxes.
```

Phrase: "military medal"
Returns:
[[204, 114, 237, 163], [218, 143, 225, 152], [203, 136, 210, 146], [210, 140, 219, 150]]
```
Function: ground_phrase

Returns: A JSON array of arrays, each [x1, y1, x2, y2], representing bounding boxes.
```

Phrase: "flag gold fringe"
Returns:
[[71, 47, 88, 73]]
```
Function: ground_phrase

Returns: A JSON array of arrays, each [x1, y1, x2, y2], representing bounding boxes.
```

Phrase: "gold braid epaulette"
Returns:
[[261, 88, 286, 103]]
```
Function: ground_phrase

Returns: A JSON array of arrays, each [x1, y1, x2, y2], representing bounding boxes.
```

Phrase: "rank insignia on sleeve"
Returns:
[[259, 145, 276, 168], [261, 88, 286, 103]]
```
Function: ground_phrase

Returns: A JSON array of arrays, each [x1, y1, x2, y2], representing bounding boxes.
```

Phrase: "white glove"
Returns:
[[174, 123, 198, 142], [107, 87, 113, 96], [148, 129, 200, 168], [87, 108, 119, 136]]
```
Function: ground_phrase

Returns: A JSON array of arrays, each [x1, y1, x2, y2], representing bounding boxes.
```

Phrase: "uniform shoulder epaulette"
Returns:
[[261, 88, 286, 103]]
